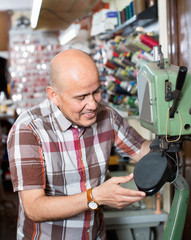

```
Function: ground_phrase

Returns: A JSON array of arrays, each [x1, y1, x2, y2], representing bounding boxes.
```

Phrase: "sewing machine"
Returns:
[[134, 45, 190, 240]]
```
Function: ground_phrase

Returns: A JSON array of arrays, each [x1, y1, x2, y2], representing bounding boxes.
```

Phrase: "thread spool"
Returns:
[[139, 34, 159, 49], [122, 56, 136, 67], [105, 59, 117, 69]]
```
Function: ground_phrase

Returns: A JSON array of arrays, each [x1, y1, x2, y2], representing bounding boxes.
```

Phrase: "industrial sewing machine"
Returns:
[[134, 45, 191, 240]]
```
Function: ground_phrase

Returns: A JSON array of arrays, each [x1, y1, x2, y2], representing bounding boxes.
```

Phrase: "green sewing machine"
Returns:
[[134, 45, 190, 240]]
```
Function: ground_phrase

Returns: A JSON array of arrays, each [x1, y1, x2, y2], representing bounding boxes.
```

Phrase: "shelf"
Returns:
[[100, 5, 158, 40], [90, 5, 159, 119]]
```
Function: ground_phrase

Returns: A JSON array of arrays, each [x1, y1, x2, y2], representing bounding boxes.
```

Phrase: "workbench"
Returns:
[[104, 170, 168, 240]]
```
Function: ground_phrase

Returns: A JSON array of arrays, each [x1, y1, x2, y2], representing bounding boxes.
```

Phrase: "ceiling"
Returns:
[[0, 0, 101, 31], [0, 0, 33, 10], [36, 0, 100, 30]]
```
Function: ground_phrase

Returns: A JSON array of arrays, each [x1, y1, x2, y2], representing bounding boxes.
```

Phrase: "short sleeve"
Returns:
[[7, 123, 46, 192], [111, 108, 145, 158]]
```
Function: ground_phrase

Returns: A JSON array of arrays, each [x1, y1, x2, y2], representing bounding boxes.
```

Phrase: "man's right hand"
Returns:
[[92, 173, 146, 209]]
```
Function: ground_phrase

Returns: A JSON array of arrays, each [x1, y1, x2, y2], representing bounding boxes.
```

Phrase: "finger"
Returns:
[[112, 173, 134, 184], [118, 187, 146, 197], [119, 196, 145, 206], [113, 195, 146, 209], [117, 194, 146, 206], [125, 195, 146, 203], [124, 193, 146, 201]]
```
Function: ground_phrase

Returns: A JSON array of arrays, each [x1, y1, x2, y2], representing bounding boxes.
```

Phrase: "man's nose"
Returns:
[[86, 94, 98, 109]]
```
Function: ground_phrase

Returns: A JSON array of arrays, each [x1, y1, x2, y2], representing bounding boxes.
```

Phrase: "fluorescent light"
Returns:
[[59, 24, 80, 45], [30, 0, 43, 28]]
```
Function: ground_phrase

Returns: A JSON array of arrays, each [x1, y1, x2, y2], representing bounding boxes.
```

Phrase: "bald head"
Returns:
[[47, 48, 102, 127], [49, 49, 98, 91]]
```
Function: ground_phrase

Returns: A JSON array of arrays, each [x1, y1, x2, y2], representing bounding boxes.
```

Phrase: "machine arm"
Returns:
[[169, 66, 188, 118], [163, 174, 189, 240]]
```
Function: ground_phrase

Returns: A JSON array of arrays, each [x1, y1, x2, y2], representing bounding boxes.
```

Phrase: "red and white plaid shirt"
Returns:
[[7, 99, 145, 240]]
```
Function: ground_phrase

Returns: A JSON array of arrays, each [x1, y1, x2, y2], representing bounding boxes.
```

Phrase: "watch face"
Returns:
[[88, 201, 98, 210]]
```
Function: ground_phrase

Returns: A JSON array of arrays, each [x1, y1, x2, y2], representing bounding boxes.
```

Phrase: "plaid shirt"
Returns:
[[7, 99, 145, 240]]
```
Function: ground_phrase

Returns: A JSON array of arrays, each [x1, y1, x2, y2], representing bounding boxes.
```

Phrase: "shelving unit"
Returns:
[[90, 4, 159, 118], [100, 5, 158, 39]]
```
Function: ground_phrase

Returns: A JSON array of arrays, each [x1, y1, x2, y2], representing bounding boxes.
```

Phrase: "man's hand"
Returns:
[[93, 173, 146, 209], [20, 173, 145, 222]]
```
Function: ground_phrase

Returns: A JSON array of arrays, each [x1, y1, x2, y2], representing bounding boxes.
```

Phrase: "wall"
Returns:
[[0, 12, 9, 51]]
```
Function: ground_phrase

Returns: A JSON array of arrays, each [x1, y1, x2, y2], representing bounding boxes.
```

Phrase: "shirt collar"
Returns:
[[49, 99, 72, 132]]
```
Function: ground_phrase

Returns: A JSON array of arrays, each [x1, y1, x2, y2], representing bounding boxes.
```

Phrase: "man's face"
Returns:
[[56, 73, 102, 127]]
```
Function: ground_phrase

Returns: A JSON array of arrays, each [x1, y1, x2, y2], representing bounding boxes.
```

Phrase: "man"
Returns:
[[7, 49, 151, 239]]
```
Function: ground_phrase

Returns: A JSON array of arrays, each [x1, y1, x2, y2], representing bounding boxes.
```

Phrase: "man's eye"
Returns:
[[77, 96, 85, 100], [94, 88, 101, 94]]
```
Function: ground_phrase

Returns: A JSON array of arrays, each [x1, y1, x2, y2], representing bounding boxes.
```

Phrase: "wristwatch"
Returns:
[[87, 188, 99, 210]]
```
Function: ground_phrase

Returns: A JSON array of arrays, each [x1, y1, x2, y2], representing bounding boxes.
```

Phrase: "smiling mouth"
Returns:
[[83, 111, 96, 118]]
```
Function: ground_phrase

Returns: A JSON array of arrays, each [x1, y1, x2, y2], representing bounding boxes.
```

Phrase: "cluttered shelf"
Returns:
[[90, 34, 159, 118], [99, 4, 158, 39], [90, 2, 159, 119]]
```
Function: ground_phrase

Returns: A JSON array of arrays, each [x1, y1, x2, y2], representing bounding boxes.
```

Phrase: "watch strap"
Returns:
[[87, 188, 99, 208], [87, 188, 93, 202]]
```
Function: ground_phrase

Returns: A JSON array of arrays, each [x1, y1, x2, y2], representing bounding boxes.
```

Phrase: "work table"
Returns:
[[103, 169, 168, 240]]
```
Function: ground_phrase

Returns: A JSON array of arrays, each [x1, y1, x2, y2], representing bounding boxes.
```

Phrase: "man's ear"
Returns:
[[46, 86, 60, 106]]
